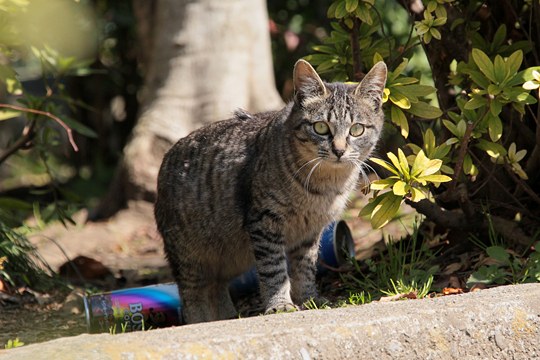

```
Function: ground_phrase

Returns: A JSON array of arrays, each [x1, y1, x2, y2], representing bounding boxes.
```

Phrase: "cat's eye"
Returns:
[[349, 123, 365, 137], [313, 121, 330, 135]]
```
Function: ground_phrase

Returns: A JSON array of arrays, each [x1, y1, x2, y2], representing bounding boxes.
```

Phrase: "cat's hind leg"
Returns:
[[212, 282, 238, 320]]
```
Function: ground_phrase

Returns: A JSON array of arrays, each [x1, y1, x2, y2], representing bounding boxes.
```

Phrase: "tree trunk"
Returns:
[[93, 0, 283, 219]]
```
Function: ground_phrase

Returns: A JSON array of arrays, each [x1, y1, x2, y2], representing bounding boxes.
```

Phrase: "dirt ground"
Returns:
[[0, 194, 413, 347]]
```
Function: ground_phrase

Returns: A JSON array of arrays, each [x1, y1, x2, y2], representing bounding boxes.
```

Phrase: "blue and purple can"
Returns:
[[84, 221, 355, 332], [83, 283, 182, 333], [318, 220, 355, 270]]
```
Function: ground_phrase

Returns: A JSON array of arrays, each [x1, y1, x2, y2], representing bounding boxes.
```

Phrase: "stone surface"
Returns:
[[1, 283, 539, 360]]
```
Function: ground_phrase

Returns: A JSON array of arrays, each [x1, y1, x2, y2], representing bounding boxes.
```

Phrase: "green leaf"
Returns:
[[466, 265, 506, 286], [492, 25, 507, 50], [335, 1, 348, 19], [389, 59, 409, 82], [487, 114, 503, 142], [327, 1, 339, 18], [418, 159, 444, 177], [355, 4, 373, 25], [359, 195, 383, 217], [371, 178, 396, 190], [62, 117, 98, 138], [0, 110, 21, 121], [472, 49, 496, 83], [463, 154, 474, 175], [312, 45, 337, 55], [476, 139, 507, 158], [392, 180, 408, 196], [434, 5, 447, 19], [0, 197, 33, 210], [451, 18, 465, 31], [487, 84, 501, 96], [505, 50, 523, 82], [430, 27, 441, 41], [389, 93, 411, 109], [418, 174, 452, 183], [424, 128, 436, 150], [442, 119, 459, 137], [387, 151, 403, 174], [464, 95, 487, 110], [486, 246, 510, 263], [415, 23, 430, 35], [371, 193, 402, 229], [468, 70, 491, 89], [370, 157, 400, 176], [390, 106, 409, 138], [345, 0, 358, 13], [490, 99, 503, 116], [397, 149, 410, 177], [406, 101, 443, 119], [392, 77, 419, 86], [410, 187, 427, 202], [493, 55, 506, 84], [397, 84, 436, 98], [317, 59, 340, 72]]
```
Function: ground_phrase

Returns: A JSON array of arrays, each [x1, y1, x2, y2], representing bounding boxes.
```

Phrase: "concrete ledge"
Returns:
[[2, 283, 539, 359]]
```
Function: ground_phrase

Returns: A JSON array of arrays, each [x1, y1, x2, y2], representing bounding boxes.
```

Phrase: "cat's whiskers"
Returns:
[[292, 157, 322, 181], [361, 162, 380, 180], [350, 159, 370, 187], [304, 160, 322, 193]]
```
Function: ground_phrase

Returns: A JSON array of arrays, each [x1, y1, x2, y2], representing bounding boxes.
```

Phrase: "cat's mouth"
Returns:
[[325, 156, 353, 165]]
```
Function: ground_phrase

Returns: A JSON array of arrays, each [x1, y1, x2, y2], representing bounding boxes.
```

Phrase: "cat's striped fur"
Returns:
[[155, 60, 387, 324]]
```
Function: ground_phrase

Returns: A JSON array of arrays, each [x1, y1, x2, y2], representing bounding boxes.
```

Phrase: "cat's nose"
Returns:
[[332, 139, 346, 159], [332, 147, 345, 159]]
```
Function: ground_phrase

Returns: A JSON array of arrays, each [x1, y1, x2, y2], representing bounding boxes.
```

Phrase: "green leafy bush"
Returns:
[[0, 0, 97, 288], [308, 0, 539, 248]]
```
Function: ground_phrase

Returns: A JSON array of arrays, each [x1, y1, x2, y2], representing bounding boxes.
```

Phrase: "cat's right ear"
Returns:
[[293, 59, 328, 106], [355, 61, 387, 110]]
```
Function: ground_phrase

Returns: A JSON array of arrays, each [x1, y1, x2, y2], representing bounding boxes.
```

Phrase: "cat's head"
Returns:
[[289, 59, 387, 167]]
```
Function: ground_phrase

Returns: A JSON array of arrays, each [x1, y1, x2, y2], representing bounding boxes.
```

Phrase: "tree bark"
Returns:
[[93, 0, 283, 219]]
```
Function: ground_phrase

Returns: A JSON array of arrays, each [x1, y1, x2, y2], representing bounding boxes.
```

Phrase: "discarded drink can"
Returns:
[[318, 220, 355, 270], [84, 221, 355, 332], [83, 283, 183, 333]]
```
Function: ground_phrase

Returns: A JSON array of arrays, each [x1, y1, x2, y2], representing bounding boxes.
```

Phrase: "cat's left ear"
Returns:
[[293, 59, 328, 106], [354, 62, 387, 110]]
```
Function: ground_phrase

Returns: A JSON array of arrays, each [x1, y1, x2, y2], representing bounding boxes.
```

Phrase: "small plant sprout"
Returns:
[[522, 69, 540, 96], [360, 149, 451, 228], [4, 338, 24, 349], [491, 142, 528, 180], [303, 297, 331, 310], [347, 291, 372, 306]]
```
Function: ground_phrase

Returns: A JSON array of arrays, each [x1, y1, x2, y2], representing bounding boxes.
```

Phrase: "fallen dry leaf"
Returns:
[[442, 287, 464, 295], [378, 291, 417, 302], [470, 283, 487, 292]]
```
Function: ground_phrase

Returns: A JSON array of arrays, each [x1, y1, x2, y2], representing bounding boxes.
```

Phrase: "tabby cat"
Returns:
[[154, 60, 387, 324]]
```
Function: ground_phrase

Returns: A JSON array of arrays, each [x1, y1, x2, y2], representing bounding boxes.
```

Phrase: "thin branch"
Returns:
[[0, 120, 36, 165], [450, 122, 474, 190], [469, 151, 528, 211], [405, 198, 469, 229], [503, 162, 540, 206], [525, 101, 540, 175], [350, 18, 363, 81], [368, 4, 393, 64], [407, 198, 533, 247], [0, 103, 78, 152]]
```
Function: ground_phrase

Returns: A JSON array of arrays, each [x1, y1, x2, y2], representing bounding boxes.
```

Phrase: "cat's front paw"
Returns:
[[264, 302, 299, 315]]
